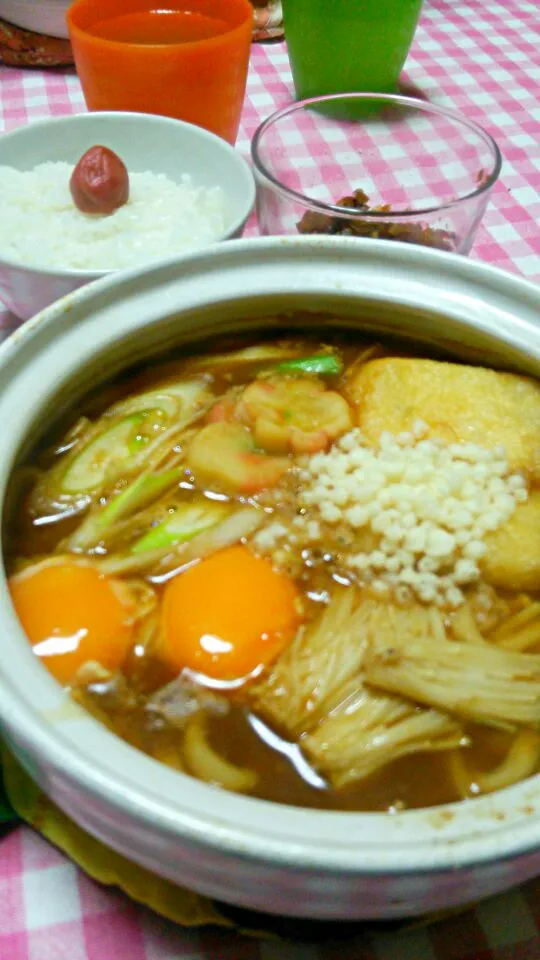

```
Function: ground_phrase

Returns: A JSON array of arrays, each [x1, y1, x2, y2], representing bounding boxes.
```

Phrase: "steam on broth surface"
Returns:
[[6, 323, 540, 813]]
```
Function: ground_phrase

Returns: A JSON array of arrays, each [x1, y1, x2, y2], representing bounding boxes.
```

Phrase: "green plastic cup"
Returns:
[[282, 0, 424, 100]]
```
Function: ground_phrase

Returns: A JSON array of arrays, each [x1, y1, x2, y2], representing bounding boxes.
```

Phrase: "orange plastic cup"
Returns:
[[66, 0, 253, 144]]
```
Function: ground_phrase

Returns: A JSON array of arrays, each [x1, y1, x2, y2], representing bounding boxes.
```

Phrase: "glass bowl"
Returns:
[[251, 93, 502, 254]]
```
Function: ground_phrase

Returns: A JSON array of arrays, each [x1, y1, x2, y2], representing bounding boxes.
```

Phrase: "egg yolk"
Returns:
[[160, 545, 301, 681], [9, 559, 133, 685]]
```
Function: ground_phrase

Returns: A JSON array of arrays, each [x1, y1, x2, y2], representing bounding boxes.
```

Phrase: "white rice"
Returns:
[[0, 162, 228, 271]]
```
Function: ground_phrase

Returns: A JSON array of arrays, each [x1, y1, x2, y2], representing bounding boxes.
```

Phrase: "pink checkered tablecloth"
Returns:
[[1, 1, 540, 957]]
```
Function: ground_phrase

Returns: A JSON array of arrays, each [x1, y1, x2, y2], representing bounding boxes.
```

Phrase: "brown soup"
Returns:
[[5, 326, 540, 812]]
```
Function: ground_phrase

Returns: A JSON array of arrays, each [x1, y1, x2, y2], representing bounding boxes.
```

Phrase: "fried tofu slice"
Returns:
[[350, 357, 540, 480], [482, 492, 540, 592]]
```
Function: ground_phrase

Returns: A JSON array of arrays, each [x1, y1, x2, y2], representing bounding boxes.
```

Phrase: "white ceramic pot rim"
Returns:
[[1, 236, 540, 879], [0, 111, 255, 278]]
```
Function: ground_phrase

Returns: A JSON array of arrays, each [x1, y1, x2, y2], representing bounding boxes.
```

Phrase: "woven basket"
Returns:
[[0, 16, 72, 65]]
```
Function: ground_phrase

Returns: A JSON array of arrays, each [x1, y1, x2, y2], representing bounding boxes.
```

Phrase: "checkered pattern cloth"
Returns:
[[1, 1, 540, 957]]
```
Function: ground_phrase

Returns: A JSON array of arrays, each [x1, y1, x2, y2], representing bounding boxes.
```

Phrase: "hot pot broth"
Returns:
[[6, 325, 540, 812]]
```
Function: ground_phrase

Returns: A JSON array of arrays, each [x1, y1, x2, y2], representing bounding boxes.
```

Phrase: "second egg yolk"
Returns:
[[160, 545, 301, 681], [9, 559, 134, 685]]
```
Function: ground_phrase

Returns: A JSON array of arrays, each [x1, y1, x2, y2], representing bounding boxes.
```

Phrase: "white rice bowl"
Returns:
[[0, 162, 228, 271]]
